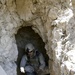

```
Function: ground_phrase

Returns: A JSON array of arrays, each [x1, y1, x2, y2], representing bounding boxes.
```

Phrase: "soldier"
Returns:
[[20, 43, 45, 75]]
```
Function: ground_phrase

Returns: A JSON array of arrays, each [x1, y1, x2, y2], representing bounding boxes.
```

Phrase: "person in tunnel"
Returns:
[[20, 43, 46, 75]]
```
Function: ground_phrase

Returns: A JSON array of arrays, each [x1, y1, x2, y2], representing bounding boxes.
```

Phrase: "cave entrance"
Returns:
[[15, 26, 49, 75]]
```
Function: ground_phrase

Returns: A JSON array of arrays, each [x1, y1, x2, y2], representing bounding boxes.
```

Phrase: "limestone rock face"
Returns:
[[0, 0, 75, 75], [0, 65, 7, 75]]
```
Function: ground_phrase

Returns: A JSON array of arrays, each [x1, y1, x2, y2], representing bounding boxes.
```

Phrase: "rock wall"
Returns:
[[0, 0, 22, 75], [0, 0, 75, 75]]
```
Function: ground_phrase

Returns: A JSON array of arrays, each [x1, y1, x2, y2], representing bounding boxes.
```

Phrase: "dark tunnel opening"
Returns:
[[15, 26, 49, 75]]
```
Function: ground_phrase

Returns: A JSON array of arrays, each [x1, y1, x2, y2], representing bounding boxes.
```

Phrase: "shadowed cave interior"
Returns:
[[15, 26, 49, 75]]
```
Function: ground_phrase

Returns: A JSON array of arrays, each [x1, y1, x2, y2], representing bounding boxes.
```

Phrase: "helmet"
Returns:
[[25, 43, 35, 53]]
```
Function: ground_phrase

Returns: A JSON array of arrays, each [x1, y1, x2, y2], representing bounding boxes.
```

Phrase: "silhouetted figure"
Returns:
[[20, 43, 45, 75]]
